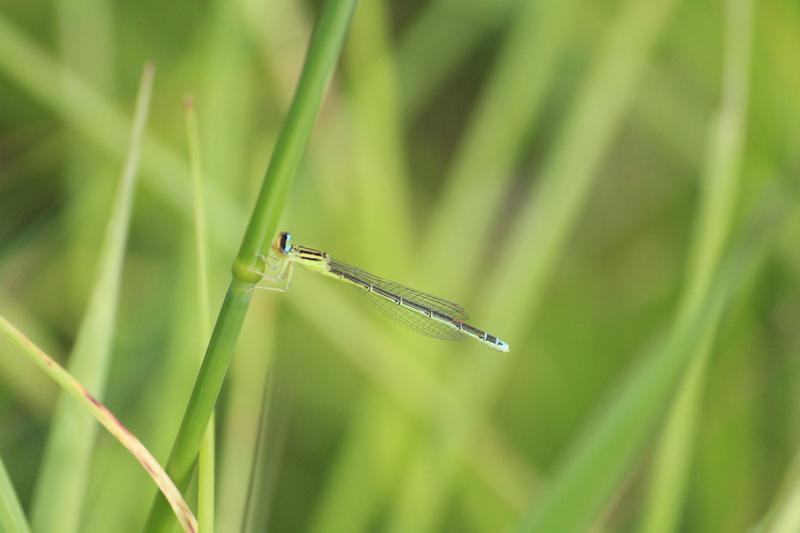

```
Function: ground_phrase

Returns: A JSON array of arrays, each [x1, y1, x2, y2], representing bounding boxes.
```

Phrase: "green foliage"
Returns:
[[30, 63, 154, 533], [0, 313, 197, 532], [0, 0, 798, 532], [145, 0, 357, 531], [185, 98, 215, 533], [642, 0, 753, 530], [0, 457, 29, 533]]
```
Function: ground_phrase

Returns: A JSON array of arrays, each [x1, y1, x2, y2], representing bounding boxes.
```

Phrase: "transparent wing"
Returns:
[[361, 291, 464, 340], [330, 258, 467, 341], [330, 259, 468, 320]]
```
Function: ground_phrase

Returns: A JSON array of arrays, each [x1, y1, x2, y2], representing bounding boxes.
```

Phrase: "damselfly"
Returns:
[[256, 232, 509, 353]]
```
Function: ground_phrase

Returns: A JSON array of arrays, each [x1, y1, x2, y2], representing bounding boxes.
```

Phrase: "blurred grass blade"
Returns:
[[308, 2, 576, 529], [385, 0, 680, 530], [0, 315, 197, 533], [217, 299, 279, 533], [483, 0, 677, 322], [77, 246, 208, 532], [757, 442, 800, 533], [641, 0, 753, 530], [30, 63, 154, 533], [421, 0, 578, 294], [307, 397, 412, 533], [0, 14, 242, 250], [0, 298, 59, 419], [55, 0, 113, 91], [519, 201, 785, 533], [201, 6, 280, 532], [241, 370, 289, 533], [0, 456, 30, 533], [397, 0, 519, 115], [346, 0, 411, 265], [55, 0, 115, 313], [292, 273, 535, 532], [143, 1, 358, 531], [185, 97, 215, 533], [197, 1, 255, 198]]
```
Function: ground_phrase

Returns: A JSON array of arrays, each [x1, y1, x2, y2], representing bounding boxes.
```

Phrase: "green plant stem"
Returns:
[[233, 0, 357, 278], [144, 282, 252, 533], [143, 1, 357, 531]]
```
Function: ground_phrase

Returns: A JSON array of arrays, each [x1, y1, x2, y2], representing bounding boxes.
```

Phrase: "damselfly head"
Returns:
[[277, 231, 293, 255]]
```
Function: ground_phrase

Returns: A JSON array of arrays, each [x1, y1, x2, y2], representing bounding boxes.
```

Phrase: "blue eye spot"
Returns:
[[281, 232, 293, 253]]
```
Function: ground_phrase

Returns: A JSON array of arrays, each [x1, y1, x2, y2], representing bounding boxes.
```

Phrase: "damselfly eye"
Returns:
[[279, 232, 293, 254]]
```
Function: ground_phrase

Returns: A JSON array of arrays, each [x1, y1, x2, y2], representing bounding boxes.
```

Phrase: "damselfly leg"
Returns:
[[252, 252, 294, 292]]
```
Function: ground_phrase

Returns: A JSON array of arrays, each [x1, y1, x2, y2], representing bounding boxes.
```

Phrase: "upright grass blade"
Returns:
[[0, 315, 197, 533], [30, 63, 154, 533], [78, 246, 208, 533], [519, 198, 788, 533], [0, 455, 30, 533], [184, 97, 215, 533], [143, 1, 357, 531], [641, 0, 753, 530]]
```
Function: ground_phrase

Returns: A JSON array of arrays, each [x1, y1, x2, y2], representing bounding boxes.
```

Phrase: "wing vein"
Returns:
[[329, 258, 466, 341]]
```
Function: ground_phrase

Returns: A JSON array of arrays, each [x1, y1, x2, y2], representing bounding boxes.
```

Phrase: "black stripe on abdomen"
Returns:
[[400, 299, 431, 316], [371, 285, 400, 304], [460, 323, 486, 340]]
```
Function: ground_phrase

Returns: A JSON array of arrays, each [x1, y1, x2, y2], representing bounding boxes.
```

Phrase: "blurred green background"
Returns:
[[1, 0, 799, 531]]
